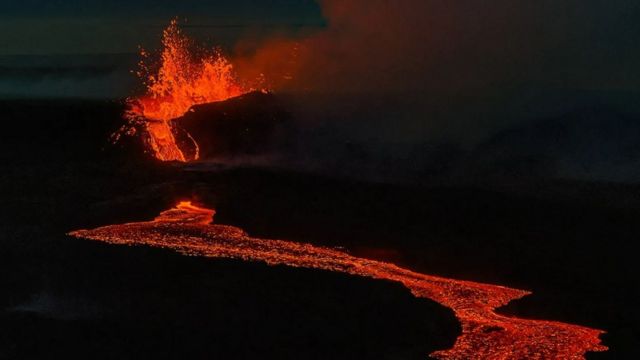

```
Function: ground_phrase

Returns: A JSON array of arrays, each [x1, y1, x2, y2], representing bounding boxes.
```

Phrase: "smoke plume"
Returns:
[[233, 0, 640, 144]]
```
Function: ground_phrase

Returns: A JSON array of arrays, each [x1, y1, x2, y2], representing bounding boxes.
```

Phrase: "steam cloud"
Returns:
[[240, 0, 639, 94], [234, 0, 640, 144], [223, 0, 640, 183]]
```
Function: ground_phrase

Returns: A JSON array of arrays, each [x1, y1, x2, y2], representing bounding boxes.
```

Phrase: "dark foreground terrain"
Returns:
[[0, 99, 639, 359]]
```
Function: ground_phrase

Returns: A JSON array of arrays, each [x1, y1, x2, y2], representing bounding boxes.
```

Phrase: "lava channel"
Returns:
[[69, 201, 607, 359]]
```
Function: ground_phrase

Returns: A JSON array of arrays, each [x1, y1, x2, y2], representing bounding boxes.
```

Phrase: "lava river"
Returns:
[[69, 201, 607, 359]]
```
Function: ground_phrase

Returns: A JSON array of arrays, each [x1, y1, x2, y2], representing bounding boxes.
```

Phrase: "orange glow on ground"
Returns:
[[69, 202, 607, 359], [126, 20, 250, 162]]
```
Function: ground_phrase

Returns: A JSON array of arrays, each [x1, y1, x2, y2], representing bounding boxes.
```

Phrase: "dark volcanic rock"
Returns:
[[171, 91, 294, 160], [3, 99, 640, 358], [2, 237, 460, 360], [466, 107, 640, 181]]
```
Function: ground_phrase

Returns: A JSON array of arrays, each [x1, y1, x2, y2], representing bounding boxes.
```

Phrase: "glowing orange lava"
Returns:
[[126, 20, 249, 161], [69, 202, 607, 359]]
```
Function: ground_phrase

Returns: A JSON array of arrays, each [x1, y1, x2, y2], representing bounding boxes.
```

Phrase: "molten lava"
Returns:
[[126, 20, 250, 162], [69, 202, 607, 359]]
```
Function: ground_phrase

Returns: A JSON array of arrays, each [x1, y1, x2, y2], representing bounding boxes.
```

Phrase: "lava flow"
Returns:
[[126, 20, 250, 162], [69, 202, 607, 359]]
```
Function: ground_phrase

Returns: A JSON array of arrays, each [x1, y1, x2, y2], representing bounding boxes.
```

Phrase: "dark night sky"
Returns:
[[0, 0, 323, 54], [2, 0, 639, 92], [2, 0, 640, 155], [0, 0, 321, 17]]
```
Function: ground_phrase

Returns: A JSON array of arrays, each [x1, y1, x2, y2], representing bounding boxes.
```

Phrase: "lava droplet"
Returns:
[[69, 202, 607, 359]]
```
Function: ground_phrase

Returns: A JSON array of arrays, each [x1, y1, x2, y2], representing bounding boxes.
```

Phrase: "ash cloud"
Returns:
[[225, 0, 640, 183], [250, 0, 640, 94], [235, 0, 640, 144]]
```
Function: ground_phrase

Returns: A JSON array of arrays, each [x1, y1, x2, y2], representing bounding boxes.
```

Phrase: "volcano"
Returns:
[[4, 11, 635, 359]]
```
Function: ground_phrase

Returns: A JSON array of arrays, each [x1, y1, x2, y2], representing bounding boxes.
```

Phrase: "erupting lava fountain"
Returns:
[[124, 20, 255, 162]]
